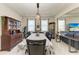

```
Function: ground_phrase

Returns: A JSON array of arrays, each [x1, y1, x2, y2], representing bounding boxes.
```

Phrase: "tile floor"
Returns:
[[0, 39, 79, 55]]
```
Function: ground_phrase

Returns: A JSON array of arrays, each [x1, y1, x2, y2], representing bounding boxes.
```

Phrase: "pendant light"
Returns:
[[35, 3, 41, 20]]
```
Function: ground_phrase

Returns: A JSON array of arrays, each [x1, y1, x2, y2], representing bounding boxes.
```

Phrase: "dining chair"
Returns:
[[25, 39, 46, 55], [45, 32, 52, 41], [27, 32, 31, 37]]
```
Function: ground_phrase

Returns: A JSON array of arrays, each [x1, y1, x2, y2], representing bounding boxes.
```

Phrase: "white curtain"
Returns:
[[28, 19, 35, 32], [41, 19, 48, 32], [58, 20, 65, 32]]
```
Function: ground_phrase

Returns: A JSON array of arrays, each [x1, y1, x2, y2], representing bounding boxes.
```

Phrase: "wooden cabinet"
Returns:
[[0, 16, 22, 51]]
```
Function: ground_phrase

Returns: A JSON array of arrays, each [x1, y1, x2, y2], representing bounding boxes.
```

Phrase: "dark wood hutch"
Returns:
[[1, 16, 22, 51]]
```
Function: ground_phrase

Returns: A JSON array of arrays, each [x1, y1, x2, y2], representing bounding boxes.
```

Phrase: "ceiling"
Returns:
[[65, 7, 79, 17], [3, 3, 77, 17]]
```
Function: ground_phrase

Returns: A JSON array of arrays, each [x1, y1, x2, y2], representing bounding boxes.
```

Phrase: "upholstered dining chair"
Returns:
[[45, 32, 52, 41], [25, 39, 46, 55]]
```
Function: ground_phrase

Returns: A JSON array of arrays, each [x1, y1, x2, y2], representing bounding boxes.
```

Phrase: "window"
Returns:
[[58, 20, 65, 32], [28, 19, 35, 32], [41, 19, 48, 32]]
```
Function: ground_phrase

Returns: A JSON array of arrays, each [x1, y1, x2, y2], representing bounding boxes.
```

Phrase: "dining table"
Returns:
[[26, 33, 54, 54]]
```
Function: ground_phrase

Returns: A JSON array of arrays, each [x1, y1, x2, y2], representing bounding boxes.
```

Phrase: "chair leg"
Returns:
[[50, 51, 51, 54], [25, 49, 27, 54], [44, 49, 47, 55]]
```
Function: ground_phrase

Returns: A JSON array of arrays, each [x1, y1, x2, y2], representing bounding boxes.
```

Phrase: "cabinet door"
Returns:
[[1, 34, 11, 51]]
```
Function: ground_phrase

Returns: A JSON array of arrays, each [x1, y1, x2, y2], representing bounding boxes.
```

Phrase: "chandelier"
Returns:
[[35, 3, 41, 20]]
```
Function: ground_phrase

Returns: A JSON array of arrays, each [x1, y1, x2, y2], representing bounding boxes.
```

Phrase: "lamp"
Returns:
[[35, 3, 41, 20]]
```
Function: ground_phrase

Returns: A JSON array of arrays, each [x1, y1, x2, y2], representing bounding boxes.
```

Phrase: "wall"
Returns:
[[49, 17, 55, 23], [0, 17, 2, 36], [64, 16, 79, 31], [55, 16, 79, 32], [0, 4, 22, 20], [65, 16, 79, 24], [20, 17, 27, 31], [0, 17, 2, 50], [0, 4, 22, 50], [22, 17, 55, 32]]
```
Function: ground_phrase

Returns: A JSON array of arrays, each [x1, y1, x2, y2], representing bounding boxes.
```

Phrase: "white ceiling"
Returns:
[[3, 3, 76, 17], [65, 7, 79, 16]]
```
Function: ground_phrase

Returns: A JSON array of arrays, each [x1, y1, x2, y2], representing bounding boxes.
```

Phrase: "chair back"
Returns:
[[45, 32, 52, 41], [26, 39, 46, 55]]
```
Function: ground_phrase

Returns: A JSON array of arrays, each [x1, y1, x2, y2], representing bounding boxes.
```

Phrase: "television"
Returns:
[[68, 23, 79, 31]]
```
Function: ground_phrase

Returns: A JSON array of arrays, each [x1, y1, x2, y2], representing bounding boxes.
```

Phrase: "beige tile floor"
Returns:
[[0, 39, 79, 55], [52, 39, 79, 55]]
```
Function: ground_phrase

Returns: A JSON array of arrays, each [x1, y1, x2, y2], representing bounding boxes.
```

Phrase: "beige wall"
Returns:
[[55, 16, 79, 32], [65, 16, 79, 24], [20, 17, 28, 31], [22, 17, 55, 32], [49, 17, 55, 23], [0, 17, 2, 50], [65, 16, 79, 31], [55, 18, 58, 33], [0, 4, 22, 50], [0, 4, 22, 20], [0, 17, 2, 36]]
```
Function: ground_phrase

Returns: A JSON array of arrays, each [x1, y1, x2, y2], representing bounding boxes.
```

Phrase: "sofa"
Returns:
[[60, 31, 79, 49]]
